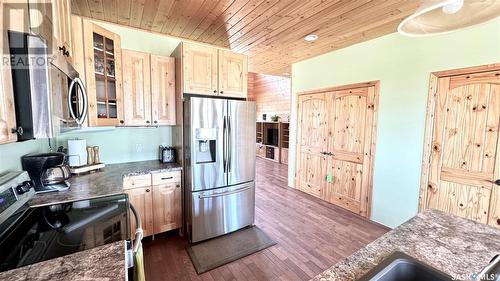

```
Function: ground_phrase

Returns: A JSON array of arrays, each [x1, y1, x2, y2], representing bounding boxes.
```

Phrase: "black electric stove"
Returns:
[[0, 172, 130, 273]]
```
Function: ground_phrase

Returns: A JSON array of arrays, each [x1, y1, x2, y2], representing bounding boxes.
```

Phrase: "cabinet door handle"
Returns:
[[154, 120, 158, 124], [213, 90, 217, 93], [176, 185, 180, 188], [220, 91, 224, 94], [161, 176, 173, 180], [146, 188, 151, 192], [495, 179, 500, 186], [146, 120, 150, 124]]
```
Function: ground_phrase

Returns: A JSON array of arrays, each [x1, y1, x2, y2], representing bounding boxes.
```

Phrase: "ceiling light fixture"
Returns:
[[398, 0, 500, 37], [304, 34, 319, 42]]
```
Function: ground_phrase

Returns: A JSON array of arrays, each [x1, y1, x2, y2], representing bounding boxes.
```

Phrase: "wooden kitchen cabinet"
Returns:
[[182, 43, 218, 96], [0, 2, 23, 144], [122, 50, 152, 126], [126, 186, 154, 237], [27, 0, 72, 62], [176, 42, 248, 98], [151, 55, 176, 125], [153, 182, 181, 234], [123, 170, 182, 237], [28, 0, 54, 42], [218, 50, 248, 98], [53, 0, 72, 62], [122, 51, 176, 126], [83, 21, 124, 126]]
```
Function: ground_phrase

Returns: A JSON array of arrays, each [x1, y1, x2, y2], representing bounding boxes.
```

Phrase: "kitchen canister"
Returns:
[[68, 139, 87, 167]]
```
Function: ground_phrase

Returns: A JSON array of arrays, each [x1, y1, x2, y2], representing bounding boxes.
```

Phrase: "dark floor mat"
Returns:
[[186, 226, 277, 274]]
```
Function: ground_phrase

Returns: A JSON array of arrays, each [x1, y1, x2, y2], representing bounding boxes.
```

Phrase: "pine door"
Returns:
[[423, 68, 500, 226], [152, 182, 181, 234], [218, 50, 248, 98], [323, 87, 376, 217], [183, 43, 218, 96], [151, 55, 176, 125], [122, 50, 151, 126], [126, 186, 154, 237], [295, 93, 328, 198]]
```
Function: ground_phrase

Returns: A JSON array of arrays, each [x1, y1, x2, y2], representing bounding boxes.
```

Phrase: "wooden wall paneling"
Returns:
[[72, 0, 422, 75], [248, 72, 291, 120]]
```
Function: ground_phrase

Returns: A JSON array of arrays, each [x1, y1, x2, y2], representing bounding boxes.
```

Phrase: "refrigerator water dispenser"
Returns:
[[195, 128, 217, 163]]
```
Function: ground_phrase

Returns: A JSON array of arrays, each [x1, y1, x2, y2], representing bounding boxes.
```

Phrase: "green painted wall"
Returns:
[[0, 140, 47, 173], [289, 19, 500, 228], [0, 21, 181, 173]]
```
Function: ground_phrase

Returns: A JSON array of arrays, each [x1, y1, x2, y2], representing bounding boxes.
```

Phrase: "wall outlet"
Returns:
[[135, 143, 143, 153]]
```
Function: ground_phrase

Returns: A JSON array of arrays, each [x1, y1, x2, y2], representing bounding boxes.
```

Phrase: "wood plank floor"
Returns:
[[143, 158, 389, 281]]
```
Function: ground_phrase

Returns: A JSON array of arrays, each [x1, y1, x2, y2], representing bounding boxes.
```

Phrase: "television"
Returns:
[[265, 128, 279, 146]]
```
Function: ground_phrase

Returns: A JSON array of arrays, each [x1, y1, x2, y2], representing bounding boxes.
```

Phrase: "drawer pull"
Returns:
[[161, 176, 174, 180], [146, 189, 150, 192]]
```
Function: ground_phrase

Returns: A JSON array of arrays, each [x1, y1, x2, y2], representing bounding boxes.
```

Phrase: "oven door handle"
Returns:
[[198, 186, 251, 199], [129, 203, 143, 254]]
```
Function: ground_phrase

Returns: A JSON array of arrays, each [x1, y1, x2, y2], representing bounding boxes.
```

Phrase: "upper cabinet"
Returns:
[[28, 0, 72, 62], [151, 55, 176, 126], [53, 0, 72, 62], [178, 42, 248, 98], [0, 2, 26, 144], [122, 50, 152, 126], [122, 50, 176, 126], [183, 43, 218, 96], [82, 21, 124, 126], [218, 50, 247, 98]]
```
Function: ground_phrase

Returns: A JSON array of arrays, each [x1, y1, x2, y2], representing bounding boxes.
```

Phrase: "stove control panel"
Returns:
[[0, 172, 34, 225]]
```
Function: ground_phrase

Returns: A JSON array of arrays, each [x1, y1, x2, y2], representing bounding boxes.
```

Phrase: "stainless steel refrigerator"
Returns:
[[184, 97, 256, 243]]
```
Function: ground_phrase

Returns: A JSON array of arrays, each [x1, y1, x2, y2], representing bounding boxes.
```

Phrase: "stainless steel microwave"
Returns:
[[8, 31, 88, 141]]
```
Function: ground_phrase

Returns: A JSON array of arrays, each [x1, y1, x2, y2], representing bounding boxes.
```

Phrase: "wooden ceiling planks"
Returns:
[[72, 0, 422, 75]]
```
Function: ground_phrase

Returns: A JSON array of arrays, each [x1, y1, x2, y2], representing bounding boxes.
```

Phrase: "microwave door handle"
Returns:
[[75, 78, 88, 125], [67, 79, 77, 121]]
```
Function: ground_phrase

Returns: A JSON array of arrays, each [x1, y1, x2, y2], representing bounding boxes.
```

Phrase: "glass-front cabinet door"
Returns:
[[83, 22, 123, 126]]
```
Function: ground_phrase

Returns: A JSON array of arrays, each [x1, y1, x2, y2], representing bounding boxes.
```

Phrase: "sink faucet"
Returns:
[[476, 255, 500, 281]]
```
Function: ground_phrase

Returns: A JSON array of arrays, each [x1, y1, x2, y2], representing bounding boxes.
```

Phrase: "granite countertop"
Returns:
[[0, 241, 126, 281], [312, 209, 500, 281], [29, 160, 182, 207]]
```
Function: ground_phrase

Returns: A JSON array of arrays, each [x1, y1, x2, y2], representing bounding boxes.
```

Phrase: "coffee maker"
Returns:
[[22, 153, 71, 193]]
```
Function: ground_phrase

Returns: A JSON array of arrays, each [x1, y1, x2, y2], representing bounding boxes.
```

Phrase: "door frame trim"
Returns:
[[294, 80, 380, 218], [418, 63, 500, 212]]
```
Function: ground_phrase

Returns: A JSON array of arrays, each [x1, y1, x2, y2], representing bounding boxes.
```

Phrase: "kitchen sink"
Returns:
[[356, 252, 453, 281]]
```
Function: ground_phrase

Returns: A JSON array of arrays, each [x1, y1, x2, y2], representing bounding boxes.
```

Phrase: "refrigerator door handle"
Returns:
[[223, 116, 227, 173], [198, 186, 252, 199], [227, 117, 232, 172]]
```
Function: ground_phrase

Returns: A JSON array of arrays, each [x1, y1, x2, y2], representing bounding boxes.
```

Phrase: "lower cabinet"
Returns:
[[126, 186, 154, 237], [124, 170, 181, 237], [153, 183, 181, 234]]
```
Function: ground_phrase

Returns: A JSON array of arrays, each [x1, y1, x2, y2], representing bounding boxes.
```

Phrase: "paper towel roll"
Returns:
[[68, 139, 87, 167]]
